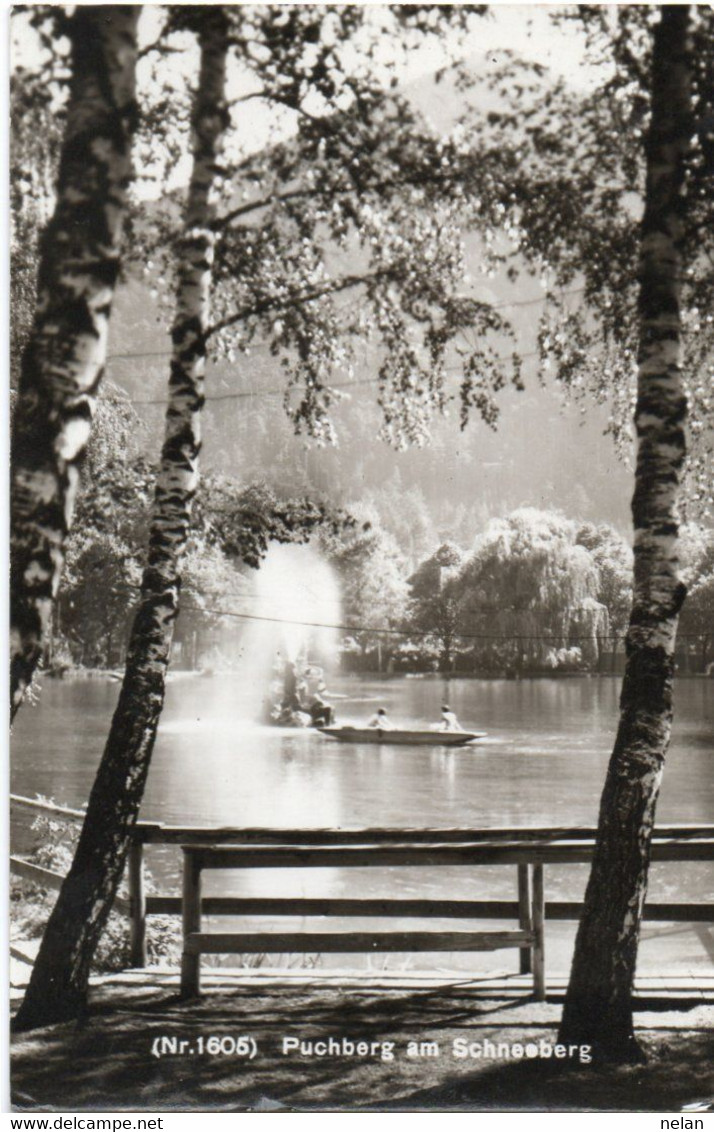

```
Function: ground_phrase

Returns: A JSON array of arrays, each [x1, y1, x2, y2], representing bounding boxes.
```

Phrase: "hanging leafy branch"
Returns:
[[454, 7, 714, 514], [131, 6, 522, 451]]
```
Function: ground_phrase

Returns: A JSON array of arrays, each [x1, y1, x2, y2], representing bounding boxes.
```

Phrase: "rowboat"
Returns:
[[317, 725, 486, 747]]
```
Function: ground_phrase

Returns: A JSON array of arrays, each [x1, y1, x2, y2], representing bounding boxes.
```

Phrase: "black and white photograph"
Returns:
[[7, 1, 714, 1115]]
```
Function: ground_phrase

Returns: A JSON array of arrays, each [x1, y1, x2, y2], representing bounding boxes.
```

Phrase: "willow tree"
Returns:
[[451, 509, 608, 673], [10, 6, 140, 718], [459, 5, 708, 1058]]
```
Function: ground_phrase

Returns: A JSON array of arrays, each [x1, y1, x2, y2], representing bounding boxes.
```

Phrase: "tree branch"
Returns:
[[227, 89, 270, 107], [214, 167, 462, 230], [204, 267, 396, 340]]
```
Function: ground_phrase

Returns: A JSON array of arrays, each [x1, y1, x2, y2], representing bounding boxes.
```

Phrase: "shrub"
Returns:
[[11, 803, 182, 973]]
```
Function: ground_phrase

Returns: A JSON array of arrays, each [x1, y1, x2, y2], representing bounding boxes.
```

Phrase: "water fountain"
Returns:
[[232, 543, 342, 725]]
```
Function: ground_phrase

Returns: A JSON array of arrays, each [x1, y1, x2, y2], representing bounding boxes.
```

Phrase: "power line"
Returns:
[[121, 574, 629, 623], [107, 352, 541, 407], [104, 286, 586, 366], [115, 374, 381, 407], [65, 585, 709, 643], [106, 342, 277, 362], [123, 574, 620, 619], [179, 603, 630, 644]]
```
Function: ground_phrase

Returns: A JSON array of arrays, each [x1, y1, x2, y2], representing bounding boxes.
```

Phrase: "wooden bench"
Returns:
[[12, 800, 712, 987], [178, 839, 554, 998], [178, 833, 714, 998]]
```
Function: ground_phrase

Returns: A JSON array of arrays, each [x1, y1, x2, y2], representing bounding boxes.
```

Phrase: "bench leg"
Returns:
[[128, 842, 147, 968], [531, 863, 545, 1000], [517, 864, 532, 974], [180, 853, 202, 997]]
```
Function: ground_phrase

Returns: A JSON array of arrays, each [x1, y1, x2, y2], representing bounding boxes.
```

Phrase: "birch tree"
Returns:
[[14, 7, 230, 1029], [10, 6, 140, 718], [450, 4, 709, 1059], [559, 6, 695, 1060]]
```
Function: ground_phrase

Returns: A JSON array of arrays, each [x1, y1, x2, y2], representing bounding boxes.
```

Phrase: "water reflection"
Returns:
[[12, 674, 713, 827], [11, 674, 713, 973]]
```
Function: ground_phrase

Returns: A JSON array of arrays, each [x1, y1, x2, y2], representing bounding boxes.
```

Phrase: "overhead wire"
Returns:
[[103, 281, 587, 405], [104, 285, 584, 366], [106, 351, 543, 406], [177, 602, 636, 644], [122, 575, 626, 620]]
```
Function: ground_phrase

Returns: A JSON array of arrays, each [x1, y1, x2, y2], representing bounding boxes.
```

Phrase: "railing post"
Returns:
[[531, 863, 545, 1000], [517, 864, 532, 974], [180, 849, 202, 997], [128, 841, 147, 967]]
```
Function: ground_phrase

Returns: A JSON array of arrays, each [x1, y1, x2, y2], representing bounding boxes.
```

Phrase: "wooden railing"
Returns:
[[11, 795, 714, 998], [8, 796, 133, 910]]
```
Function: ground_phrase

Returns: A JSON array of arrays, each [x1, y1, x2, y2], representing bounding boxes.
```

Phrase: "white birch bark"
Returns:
[[10, 7, 140, 718], [13, 11, 230, 1030], [559, 5, 692, 1061]]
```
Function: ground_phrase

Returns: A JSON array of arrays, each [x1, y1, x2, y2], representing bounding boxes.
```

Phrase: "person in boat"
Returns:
[[309, 693, 334, 727], [367, 707, 393, 730], [439, 704, 463, 732]]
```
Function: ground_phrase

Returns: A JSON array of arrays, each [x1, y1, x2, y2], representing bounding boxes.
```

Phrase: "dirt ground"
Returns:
[[10, 981, 714, 1112]]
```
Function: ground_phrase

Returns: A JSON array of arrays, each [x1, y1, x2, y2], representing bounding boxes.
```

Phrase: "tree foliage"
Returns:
[[451, 509, 609, 672], [322, 501, 409, 665], [133, 5, 522, 450], [364, 478, 437, 570], [193, 474, 347, 569], [455, 6, 714, 514], [575, 522, 633, 639], [406, 541, 464, 671]]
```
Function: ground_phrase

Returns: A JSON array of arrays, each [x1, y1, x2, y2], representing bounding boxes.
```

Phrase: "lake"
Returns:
[[11, 674, 714, 975]]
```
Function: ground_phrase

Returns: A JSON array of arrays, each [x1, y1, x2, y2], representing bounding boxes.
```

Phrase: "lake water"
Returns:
[[11, 674, 714, 975]]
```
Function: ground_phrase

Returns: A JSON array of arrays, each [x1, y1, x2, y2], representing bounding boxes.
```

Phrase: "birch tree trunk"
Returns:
[[559, 6, 692, 1062], [10, 7, 139, 719], [13, 12, 229, 1031]]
